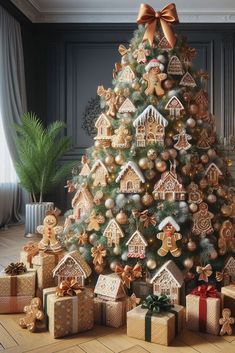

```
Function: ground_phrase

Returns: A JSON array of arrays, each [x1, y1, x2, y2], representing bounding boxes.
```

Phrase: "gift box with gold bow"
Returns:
[[127, 294, 184, 346], [186, 285, 221, 335], [43, 281, 94, 338], [221, 285, 235, 318]]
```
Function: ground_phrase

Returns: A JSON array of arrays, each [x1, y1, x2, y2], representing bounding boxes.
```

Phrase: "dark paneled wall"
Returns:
[[19, 23, 235, 210]]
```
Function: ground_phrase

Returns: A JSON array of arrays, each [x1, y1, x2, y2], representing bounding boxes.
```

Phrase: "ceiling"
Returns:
[[10, 0, 235, 23]]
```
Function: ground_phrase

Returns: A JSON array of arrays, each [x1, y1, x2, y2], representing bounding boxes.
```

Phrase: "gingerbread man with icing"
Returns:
[[143, 57, 167, 96], [19, 297, 44, 332], [37, 208, 63, 252], [156, 216, 182, 257], [219, 308, 235, 336]]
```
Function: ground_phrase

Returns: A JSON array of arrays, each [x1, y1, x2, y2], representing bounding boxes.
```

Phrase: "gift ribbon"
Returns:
[[23, 242, 39, 266], [137, 3, 179, 47], [56, 279, 84, 297], [191, 285, 219, 332], [115, 263, 142, 288]]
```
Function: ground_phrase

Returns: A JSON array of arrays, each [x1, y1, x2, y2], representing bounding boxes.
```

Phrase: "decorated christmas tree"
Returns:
[[63, 3, 235, 289]]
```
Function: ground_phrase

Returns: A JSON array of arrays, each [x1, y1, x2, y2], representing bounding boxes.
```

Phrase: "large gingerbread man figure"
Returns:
[[156, 216, 182, 257], [19, 297, 44, 332], [37, 208, 63, 252], [143, 58, 167, 96]]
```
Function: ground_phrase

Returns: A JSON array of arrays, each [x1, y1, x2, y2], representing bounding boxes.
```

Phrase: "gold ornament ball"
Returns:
[[147, 148, 157, 160], [207, 148, 217, 159], [161, 151, 170, 161], [217, 187, 226, 198], [183, 257, 194, 270], [199, 178, 208, 189], [168, 148, 177, 159], [187, 239, 197, 252], [182, 165, 190, 176], [110, 261, 119, 271], [139, 157, 149, 170], [114, 86, 122, 94], [105, 154, 115, 166], [227, 159, 233, 167], [187, 117, 196, 128], [105, 198, 115, 209], [116, 210, 128, 224], [109, 165, 117, 173], [145, 169, 156, 180], [115, 153, 125, 165], [94, 140, 101, 148], [146, 259, 157, 270], [207, 194, 217, 204], [221, 204, 233, 217], [132, 81, 140, 90], [147, 160, 154, 169], [142, 192, 154, 206], [105, 210, 113, 218], [95, 264, 104, 274], [189, 104, 199, 115], [123, 87, 130, 97], [89, 233, 98, 245], [200, 154, 209, 164], [155, 160, 167, 172], [113, 245, 121, 255], [163, 79, 173, 90], [189, 203, 198, 213], [209, 249, 218, 260]]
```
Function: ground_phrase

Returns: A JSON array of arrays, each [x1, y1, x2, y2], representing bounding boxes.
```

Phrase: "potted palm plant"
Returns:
[[13, 112, 75, 236]]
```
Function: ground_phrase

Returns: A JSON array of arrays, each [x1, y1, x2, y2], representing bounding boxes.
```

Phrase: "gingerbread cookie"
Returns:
[[37, 208, 63, 252], [219, 308, 235, 336], [192, 202, 214, 237], [19, 297, 44, 332], [143, 58, 167, 96], [156, 216, 182, 257]]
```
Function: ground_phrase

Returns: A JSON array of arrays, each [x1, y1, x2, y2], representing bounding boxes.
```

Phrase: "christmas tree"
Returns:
[[63, 3, 235, 288]]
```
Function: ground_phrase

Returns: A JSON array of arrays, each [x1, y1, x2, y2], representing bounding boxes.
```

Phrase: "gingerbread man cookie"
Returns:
[[156, 216, 182, 257], [37, 208, 63, 252], [143, 58, 167, 96], [97, 86, 123, 117], [19, 297, 44, 332], [218, 220, 235, 255], [219, 308, 235, 336], [133, 43, 150, 63], [192, 202, 214, 237]]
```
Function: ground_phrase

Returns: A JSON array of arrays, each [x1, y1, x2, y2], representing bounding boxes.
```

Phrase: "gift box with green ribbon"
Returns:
[[127, 294, 184, 346]]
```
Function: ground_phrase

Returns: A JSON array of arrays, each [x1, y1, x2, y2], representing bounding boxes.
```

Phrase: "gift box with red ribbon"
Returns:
[[186, 284, 221, 335]]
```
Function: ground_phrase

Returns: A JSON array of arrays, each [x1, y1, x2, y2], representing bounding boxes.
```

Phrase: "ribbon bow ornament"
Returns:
[[141, 294, 173, 313], [196, 264, 213, 282], [128, 293, 141, 310], [56, 279, 84, 297], [5, 262, 27, 276], [132, 209, 156, 228], [137, 3, 179, 47], [216, 269, 230, 283], [91, 244, 107, 265], [191, 284, 219, 298], [115, 263, 142, 288]]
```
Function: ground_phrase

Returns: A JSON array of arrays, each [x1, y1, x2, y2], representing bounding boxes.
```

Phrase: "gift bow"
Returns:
[[216, 269, 229, 283], [23, 242, 39, 261], [196, 264, 213, 282], [4, 262, 27, 276], [132, 209, 156, 228], [56, 279, 84, 297], [141, 294, 173, 313], [191, 284, 219, 298], [91, 244, 107, 265], [137, 3, 179, 47], [115, 263, 142, 288], [128, 293, 141, 309]]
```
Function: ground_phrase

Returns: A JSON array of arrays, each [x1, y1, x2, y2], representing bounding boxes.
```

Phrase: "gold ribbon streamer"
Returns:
[[137, 3, 179, 47], [56, 279, 84, 297]]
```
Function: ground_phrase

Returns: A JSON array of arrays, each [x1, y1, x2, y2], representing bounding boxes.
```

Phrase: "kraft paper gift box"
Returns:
[[127, 304, 184, 346], [186, 285, 221, 335], [0, 296, 33, 314], [94, 297, 126, 328], [43, 287, 94, 338], [32, 251, 63, 291], [20, 242, 40, 269], [221, 285, 235, 317], [0, 270, 36, 297]]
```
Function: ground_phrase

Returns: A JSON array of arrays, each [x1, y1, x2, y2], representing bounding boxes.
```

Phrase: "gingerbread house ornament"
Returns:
[[133, 105, 168, 147], [223, 256, 235, 285], [153, 160, 186, 201], [72, 184, 94, 220], [90, 159, 109, 187], [158, 36, 172, 50], [103, 219, 124, 247], [197, 129, 213, 149], [173, 128, 192, 150], [165, 96, 184, 117], [187, 182, 203, 204], [126, 230, 147, 259], [195, 90, 209, 117], [53, 251, 92, 286], [118, 98, 136, 114], [111, 124, 132, 149], [94, 274, 126, 301], [118, 65, 135, 83], [167, 56, 184, 75], [151, 260, 185, 304], [205, 163, 222, 187], [180, 72, 197, 87], [79, 155, 91, 177], [94, 113, 112, 147], [116, 161, 145, 193]]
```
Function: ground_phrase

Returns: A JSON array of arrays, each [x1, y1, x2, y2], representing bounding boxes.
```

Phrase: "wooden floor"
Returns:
[[0, 224, 235, 353]]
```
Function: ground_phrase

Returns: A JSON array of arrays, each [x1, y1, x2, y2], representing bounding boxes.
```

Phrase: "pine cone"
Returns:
[[5, 262, 27, 276]]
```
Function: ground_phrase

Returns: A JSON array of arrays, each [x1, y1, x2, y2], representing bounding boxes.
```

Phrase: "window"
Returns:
[[0, 109, 18, 183]]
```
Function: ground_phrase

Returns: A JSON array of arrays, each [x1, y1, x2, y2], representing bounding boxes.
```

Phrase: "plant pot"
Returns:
[[25, 202, 54, 237]]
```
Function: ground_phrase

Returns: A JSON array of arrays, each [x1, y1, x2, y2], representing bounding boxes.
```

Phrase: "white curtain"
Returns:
[[0, 6, 29, 227]]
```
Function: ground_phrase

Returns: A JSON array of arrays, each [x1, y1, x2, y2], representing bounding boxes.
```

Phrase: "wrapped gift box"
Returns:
[[32, 251, 63, 291], [20, 242, 40, 269], [43, 287, 94, 338], [127, 304, 184, 346], [0, 270, 36, 297], [0, 296, 33, 314], [94, 297, 126, 328], [221, 285, 235, 317], [186, 286, 221, 335]]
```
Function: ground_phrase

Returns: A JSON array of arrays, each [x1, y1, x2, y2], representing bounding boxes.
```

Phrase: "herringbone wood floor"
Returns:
[[0, 224, 235, 353]]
